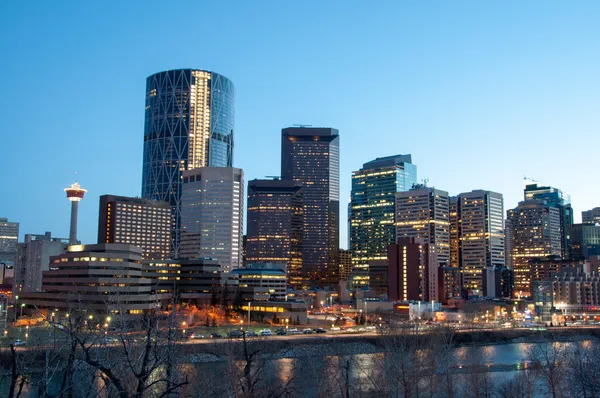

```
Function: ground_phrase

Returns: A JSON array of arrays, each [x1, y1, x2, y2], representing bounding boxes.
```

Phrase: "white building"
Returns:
[[180, 167, 244, 272]]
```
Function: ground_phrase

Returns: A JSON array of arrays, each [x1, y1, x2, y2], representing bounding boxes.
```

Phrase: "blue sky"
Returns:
[[1, 1, 598, 247]]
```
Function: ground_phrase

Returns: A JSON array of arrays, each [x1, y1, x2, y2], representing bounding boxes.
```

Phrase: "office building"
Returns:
[[13, 232, 68, 296], [180, 167, 244, 272], [524, 183, 573, 259], [395, 187, 450, 268], [338, 249, 352, 280], [246, 179, 303, 288], [528, 255, 588, 298], [349, 154, 416, 281], [281, 127, 339, 287], [507, 200, 562, 298], [505, 218, 513, 270], [583, 208, 600, 225], [449, 198, 459, 268], [98, 195, 172, 260], [388, 237, 436, 302], [20, 244, 168, 314], [570, 223, 600, 260], [455, 190, 505, 295], [368, 260, 388, 297], [0, 218, 19, 266], [142, 69, 235, 255], [232, 263, 287, 301]]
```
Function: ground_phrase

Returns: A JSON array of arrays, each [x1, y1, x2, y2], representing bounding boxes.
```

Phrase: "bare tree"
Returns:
[[526, 339, 569, 398]]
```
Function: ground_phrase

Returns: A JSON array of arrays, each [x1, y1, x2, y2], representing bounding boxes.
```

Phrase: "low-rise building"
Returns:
[[231, 263, 287, 301]]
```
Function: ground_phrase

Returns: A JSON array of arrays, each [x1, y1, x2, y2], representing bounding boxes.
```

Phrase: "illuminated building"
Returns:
[[13, 232, 68, 296], [19, 244, 168, 314], [388, 237, 436, 301], [524, 183, 573, 259], [98, 195, 171, 260], [583, 208, 600, 224], [232, 263, 287, 301], [64, 182, 86, 245], [180, 167, 244, 272], [528, 255, 587, 297], [142, 69, 235, 256], [507, 200, 562, 298], [246, 179, 303, 288], [281, 127, 339, 288], [349, 154, 416, 287], [449, 197, 459, 268], [395, 187, 450, 268], [569, 223, 600, 260], [455, 190, 505, 296], [338, 249, 352, 280], [0, 218, 19, 267]]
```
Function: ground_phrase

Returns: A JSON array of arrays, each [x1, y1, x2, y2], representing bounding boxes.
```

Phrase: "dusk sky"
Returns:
[[1, 1, 599, 247]]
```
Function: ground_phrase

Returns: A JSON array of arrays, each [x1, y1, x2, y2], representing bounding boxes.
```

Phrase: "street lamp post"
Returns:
[[247, 302, 252, 329]]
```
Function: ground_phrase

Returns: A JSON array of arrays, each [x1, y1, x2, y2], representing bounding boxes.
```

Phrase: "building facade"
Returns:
[[98, 195, 171, 260], [524, 183, 573, 260], [582, 208, 600, 225], [570, 223, 600, 260], [507, 200, 562, 298], [180, 167, 244, 272], [141, 69, 235, 256], [455, 190, 505, 295], [281, 127, 340, 287], [0, 218, 19, 266], [13, 232, 68, 296], [395, 187, 450, 268], [246, 179, 303, 288], [388, 237, 436, 302], [19, 244, 168, 314], [349, 155, 416, 282], [232, 263, 287, 301], [338, 249, 352, 280]]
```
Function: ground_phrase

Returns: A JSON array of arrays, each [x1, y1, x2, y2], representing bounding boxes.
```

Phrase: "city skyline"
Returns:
[[2, 2, 600, 247]]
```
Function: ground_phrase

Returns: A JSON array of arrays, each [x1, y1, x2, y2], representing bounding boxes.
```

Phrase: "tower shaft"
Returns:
[[69, 201, 79, 245]]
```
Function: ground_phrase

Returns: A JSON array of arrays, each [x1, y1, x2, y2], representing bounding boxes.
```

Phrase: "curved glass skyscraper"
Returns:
[[142, 69, 235, 255]]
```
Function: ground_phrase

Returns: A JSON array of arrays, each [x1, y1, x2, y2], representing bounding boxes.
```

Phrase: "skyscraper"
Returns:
[[455, 190, 505, 295], [507, 200, 562, 298], [142, 69, 235, 256], [582, 208, 600, 224], [0, 218, 19, 265], [281, 127, 339, 288], [98, 195, 172, 260], [395, 187, 450, 268], [180, 167, 244, 272], [570, 223, 600, 259], [524, 183, 573, 259], [349, 155, 416, 280], [246, 179, 303, 288]]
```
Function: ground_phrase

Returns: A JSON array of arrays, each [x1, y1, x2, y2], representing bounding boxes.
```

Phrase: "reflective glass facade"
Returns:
[[142, 69, 235, 255], [281, 127, 339, 288], [349, 155, 416, 288], [246, 179, 304, 289]]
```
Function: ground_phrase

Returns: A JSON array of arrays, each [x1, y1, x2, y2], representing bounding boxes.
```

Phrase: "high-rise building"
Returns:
[[98, 195, 172, 260], [505, 218, 513, 270], [507, 200, 562, 298], [142, 69, 235, 256], [388, 237, 436, 302], [349, 154, 416, 281], [0, 218, 19, 266], [281, 127, 339, 287], [338, 249, 352, 281], [395, 187, 450, 268], [455, 190, 505, 295], [524, 183, 573, 259], [246, 179, 303, 288], [180, 167, 244, 272], [449, 198, 459, 268], [582, 208, 600, 224], [13, 232, 68, 296], [570, 223, 600, 260]]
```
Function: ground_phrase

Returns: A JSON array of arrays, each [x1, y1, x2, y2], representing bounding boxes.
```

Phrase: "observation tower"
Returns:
[[64, 182, 86, 244]]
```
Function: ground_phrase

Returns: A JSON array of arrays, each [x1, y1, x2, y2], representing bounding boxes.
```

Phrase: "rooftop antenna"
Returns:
[[292, 124, 312, 128]]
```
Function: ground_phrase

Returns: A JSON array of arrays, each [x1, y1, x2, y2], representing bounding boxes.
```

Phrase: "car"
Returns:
[[229, 330, 243, 338], [185, 332, 197, 339], [11, 339, 26, 347], [260, 329, 273, 336], [358, 327, 367, 332], [303, 328, 314, 334], [345, 328, 357, 333], [246, 331, 258, 337], [365, 326, 377, 331], [288, 328, 301, 335], [275, 329, 287, 336], [102, 337, 119, 345], [315, 328, 327, 334], [210, 333, 223, 339], [330, 326, 341, 331]]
